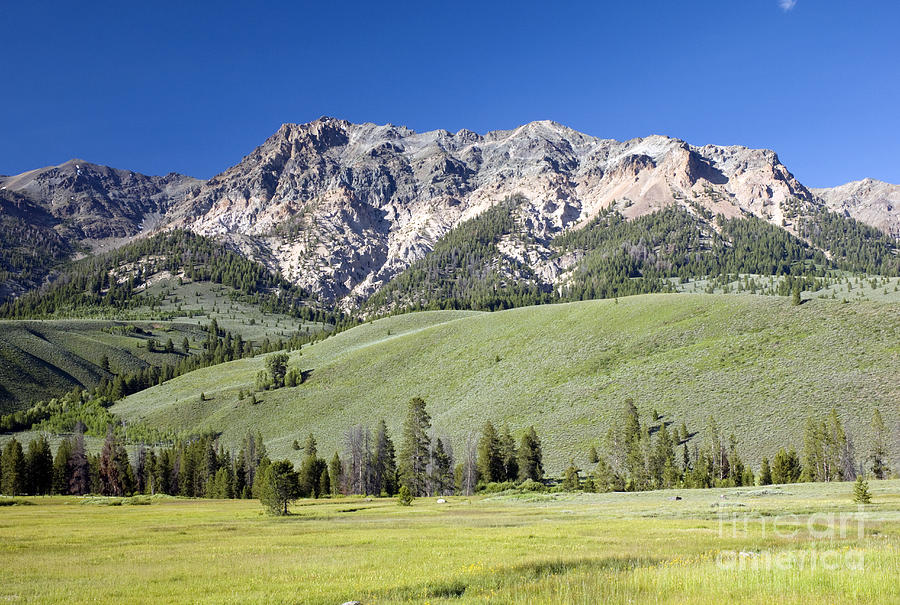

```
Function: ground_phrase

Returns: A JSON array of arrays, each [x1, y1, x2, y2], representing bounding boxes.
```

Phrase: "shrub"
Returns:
[[397, 485, 413, 506]]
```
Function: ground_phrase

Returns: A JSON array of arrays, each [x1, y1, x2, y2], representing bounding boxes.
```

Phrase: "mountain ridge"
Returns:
[[2, 118, 898, 307]]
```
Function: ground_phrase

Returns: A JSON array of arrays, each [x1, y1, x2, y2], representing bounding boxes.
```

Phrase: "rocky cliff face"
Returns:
[[813, 179, 900, 239], [166, 118, 824, 305]]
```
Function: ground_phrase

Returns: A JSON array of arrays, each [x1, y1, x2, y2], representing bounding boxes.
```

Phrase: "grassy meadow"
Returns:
[[1, 480, 898, 604], [111, 294, 900, 472]]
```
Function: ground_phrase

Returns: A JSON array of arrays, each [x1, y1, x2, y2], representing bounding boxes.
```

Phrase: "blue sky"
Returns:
[[2, 0, 897, 187]]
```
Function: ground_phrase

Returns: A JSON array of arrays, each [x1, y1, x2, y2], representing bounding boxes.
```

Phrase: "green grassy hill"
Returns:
[[0, 284, 323, 413], [0, 320, 202, 413], [112, 294, 900, 472]]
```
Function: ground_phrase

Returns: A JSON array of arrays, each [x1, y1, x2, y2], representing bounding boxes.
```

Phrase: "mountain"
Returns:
[[0, 159, 200, 243], [165, 118, 831, 306], [813, 179, 900, 239], [2, 119, 899, 310], [0, 160, 201, 299]]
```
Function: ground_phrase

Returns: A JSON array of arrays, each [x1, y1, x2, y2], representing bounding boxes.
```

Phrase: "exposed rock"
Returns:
[[164, 118, 825, 306], [0, 159, 200, 248], [813, 179, 900, 238]]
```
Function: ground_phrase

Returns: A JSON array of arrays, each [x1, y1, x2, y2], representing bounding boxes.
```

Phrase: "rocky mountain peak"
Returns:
[[158, 119, 837, 306]]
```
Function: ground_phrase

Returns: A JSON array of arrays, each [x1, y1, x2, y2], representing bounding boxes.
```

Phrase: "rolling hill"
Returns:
[[111, 294, 900, 473]]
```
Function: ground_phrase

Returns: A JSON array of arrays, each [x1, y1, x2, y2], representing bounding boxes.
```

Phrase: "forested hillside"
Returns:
[[363, 196, 554, 312], [360, 198, 899, 314]]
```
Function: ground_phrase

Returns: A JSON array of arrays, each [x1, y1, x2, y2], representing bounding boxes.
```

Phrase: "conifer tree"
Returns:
[[299, 434, 326, 497], [318, 468, 330, 497], [1, 438, 25, 496], [561, 460, 581, 491], [258, 459, 299, 515], [476, 421, 503, 484], [516, 426, 543, 482], [69, 429, 91, 495], [852, 475, 872, 504], [869, 408, 890, 479], [25, 435, 53, 495], [499, 426, 518, 482], [329, 452, 344, 496], [52, 437, 74, 494], [430, 438, 454, 496], [398, 397, 431, 496], [759, 457, 772, 486], [372, 419, 397, 496]]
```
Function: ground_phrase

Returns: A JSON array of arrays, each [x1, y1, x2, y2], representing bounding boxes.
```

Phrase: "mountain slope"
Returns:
[[0, 160, 201, 301], [0, 159, 200, 243], [112, 294, 900, 472], [813, 179, 900, 239]]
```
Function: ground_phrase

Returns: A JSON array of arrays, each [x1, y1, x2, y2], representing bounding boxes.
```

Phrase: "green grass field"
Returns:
[[1, 480, 897, 604], [112, 294, 900, 473]]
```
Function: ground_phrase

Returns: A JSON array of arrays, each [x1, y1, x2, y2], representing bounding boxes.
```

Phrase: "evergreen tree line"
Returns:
[[0, 195, 73, 302], [0, 428, 273, 499], [363, 201, 899, 316], [328, 399, 545, 498], [363, 195, 556, 313], [1, 398, 891, 501], [573, 400, 893, 493]]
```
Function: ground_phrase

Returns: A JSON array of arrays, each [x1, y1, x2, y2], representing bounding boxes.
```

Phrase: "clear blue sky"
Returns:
[[2, 0, 898, 187]]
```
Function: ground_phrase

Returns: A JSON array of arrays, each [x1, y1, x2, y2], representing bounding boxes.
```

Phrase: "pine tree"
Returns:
[[329, 452, 344, 496], [1, 438, 25, 496], [561, 461, 581, 491], [258, 459, 299, 515], [500, 426, 518, 482], [852, 475, 872, 504], [772, 448, 802, 484], [477, 421, 503, 485], [759, 457, 772, 486], [264, 353, 289, 388], [516, 426, 543, 482], [318, 468, 330, 497], [430, 438, 454, 496], [823, 408, 849, 481], [869, 408, 890, 479], [372, 419, 397, 496], [299, 434, 325, 498], [591, 457, 621, 492], [398, 397, 431, 496], [52, 437, 74, 494], [25, 435, 53, 495], [588, 445, 599, 464], [397, 484, 413, 506]]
